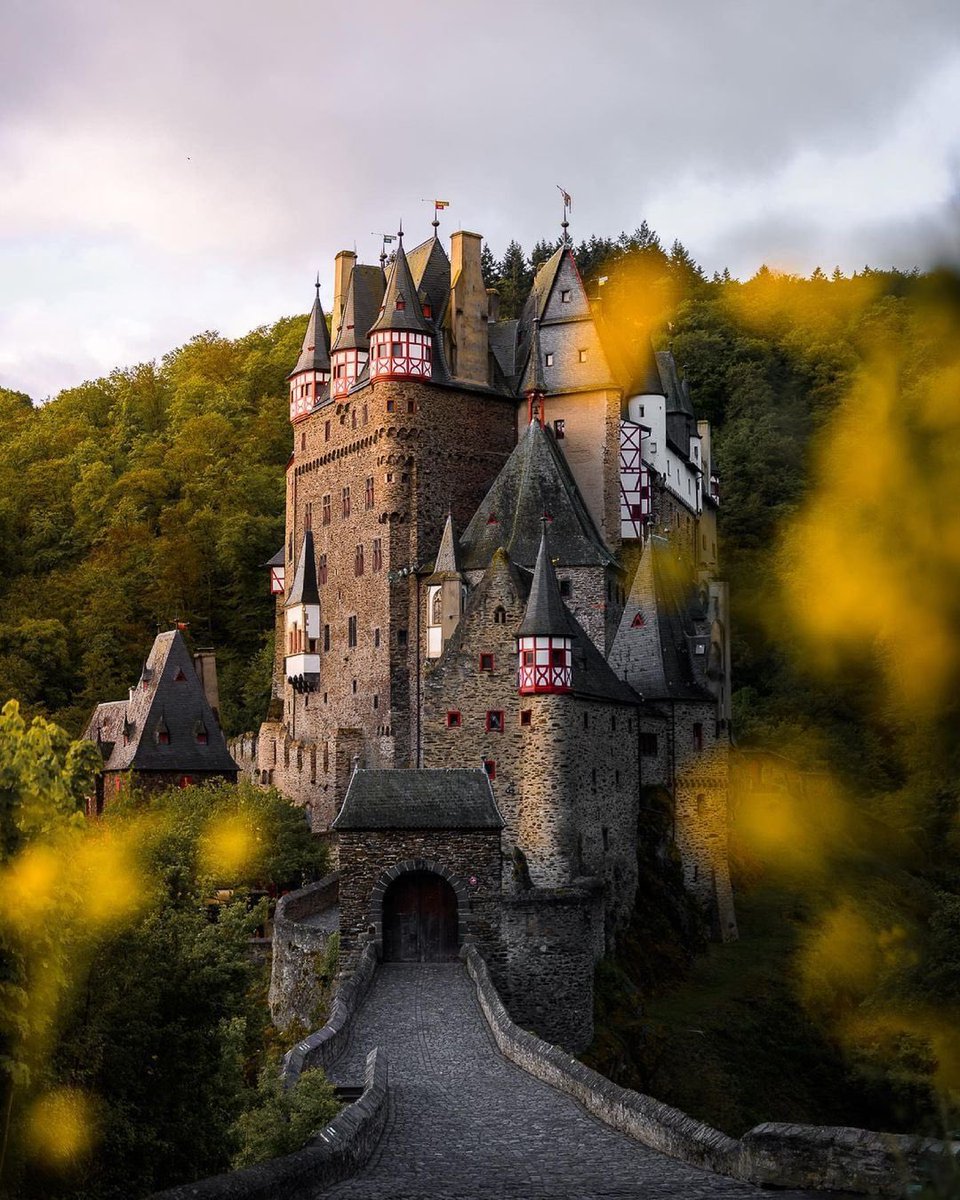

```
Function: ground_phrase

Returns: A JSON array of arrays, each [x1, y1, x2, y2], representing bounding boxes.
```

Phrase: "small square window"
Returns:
[[386, 400, 396, 413], [520, 710, 532, 727], [479, 653, 494, 672], [446, 710, 462, 728], [486, 710, 504, 732]]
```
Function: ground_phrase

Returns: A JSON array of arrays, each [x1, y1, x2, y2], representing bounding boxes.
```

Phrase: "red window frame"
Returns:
[[446, 710, 462, 728], [486, 710, 504, 732], [483, 759, 496, 780]]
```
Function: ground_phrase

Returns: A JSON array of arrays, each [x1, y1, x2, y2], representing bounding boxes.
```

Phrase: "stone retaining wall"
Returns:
[[148, 1046, 388, 1200], [463, 945, 954, 1196], [281, 942, 379, 1087], [269, 874, 340, 1031]]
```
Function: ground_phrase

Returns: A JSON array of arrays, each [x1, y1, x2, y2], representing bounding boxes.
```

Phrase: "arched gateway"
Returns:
[[382, 870, 458, 961]]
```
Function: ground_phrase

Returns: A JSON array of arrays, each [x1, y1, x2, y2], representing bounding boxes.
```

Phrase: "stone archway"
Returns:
[[382, 871, 458, 962], [369, 858, 470, 961]]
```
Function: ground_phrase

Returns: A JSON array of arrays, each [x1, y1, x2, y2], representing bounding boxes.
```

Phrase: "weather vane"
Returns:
[[557, 185, 572, 246]]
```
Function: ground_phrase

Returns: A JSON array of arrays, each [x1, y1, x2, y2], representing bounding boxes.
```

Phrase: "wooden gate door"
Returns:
[[382, 871, 458, 962]]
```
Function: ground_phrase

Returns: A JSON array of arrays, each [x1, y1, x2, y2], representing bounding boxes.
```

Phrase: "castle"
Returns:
[[234, 221, 737, 1047]]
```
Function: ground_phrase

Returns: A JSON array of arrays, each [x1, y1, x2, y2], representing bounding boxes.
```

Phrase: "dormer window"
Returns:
[[395, 293, 406, 311], [391, 341, 402, 357], [174, 669, 187, 682], [422, 303, 432, 319]]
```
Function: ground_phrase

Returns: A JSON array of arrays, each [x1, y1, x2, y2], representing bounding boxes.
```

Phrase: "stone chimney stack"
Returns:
[[332, 250, 357, 336], [486, 288, 501, 323], [193, 649, 222, 726], [449, 231, 488, 386]]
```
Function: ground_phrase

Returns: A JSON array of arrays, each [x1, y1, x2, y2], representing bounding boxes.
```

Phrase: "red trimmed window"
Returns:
[[158, 731, 170, 745], [479, 653, 494, 672], [196, 731, 208, 745], [551, 648, 566, 667], [483, 759, 496, 780], [486, 710, 504, 732], [179, 775, 193, 788], [446, 710, 462, 728], [522, 649, 534, 666]]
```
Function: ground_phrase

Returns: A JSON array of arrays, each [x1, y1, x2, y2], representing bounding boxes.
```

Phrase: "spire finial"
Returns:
[[397, 218, 404, 245], [314, 272, 321, 297], [557, 185, 572, 248]]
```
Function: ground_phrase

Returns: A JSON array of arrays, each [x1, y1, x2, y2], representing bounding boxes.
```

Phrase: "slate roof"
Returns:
[[459, 419, 614, 570], [568, 611, 639, 706], [82, 631, 239, 774], [286, 530, 319, 607], [427, 513, 462, 580], [518, 526, 575, 637], [264, 547, 285, 568], [406, 235, 450, 320], [648, 536, 714, 702], [488, 320, 519, 379], [656, 351, 694, 416], [288, 287, 331, 377], [369, 239, 431, 335], [331, 265, 385, 352], [518, 319, 546, 396], [332, 768, 504, 830]]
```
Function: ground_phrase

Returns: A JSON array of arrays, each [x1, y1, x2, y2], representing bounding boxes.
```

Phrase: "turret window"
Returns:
[[522, 650, 535, 666], [391, 341, 402, 357], [486, 711, 504, 732], [551, 648, 565, 667]]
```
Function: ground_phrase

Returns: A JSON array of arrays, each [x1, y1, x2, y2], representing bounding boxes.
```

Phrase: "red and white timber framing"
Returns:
[[518, 635, 572, 694], [331, 349, 367, 398], [619, 420, 651, 540], [369, 330, 431, 381], [270, 564, 285, 595], [289, 370, 328, 423]]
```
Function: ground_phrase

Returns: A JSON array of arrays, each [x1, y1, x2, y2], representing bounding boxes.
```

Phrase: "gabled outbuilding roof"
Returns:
[[82, 630, 239, 775], [332, 768, 504, 830], [459, 419, 615, 571]]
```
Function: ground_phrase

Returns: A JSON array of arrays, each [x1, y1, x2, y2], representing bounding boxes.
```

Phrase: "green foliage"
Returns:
[[230, 1067, 340, 1168]]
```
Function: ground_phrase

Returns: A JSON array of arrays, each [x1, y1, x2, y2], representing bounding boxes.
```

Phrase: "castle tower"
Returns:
[[425, 513, 464, 659], [284, 529, 321, 692], [330, 263, 385, 397], [368, 231, 433, 382], [288, 281, 331, 424], [517, 525, 573, 693]]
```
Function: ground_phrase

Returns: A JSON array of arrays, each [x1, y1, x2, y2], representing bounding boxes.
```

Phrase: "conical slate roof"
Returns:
[[286, 529, 319, 608], [518, 526, 575, 637], [459, 420, 614, 571], [288, 285, 331, 378], [369, 238, 431, 335], [331, 265, 386, 352], [406, 235, 450, 320], [428, 513, 461, 580]]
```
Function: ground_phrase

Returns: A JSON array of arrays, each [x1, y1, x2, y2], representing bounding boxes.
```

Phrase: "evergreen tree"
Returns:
[[530, 237, 559, 273], [480, 242, 499, 289], [497, 240, 532, 319]]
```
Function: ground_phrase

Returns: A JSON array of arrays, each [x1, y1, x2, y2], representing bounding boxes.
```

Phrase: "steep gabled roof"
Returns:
[[264, 547, 285, 568], [518, 526, 575, 637], [331, 265, 385, 352], [332, 768, 503, 830], [427, 513, 462, 581], [459, 419, 614, 570], [286, 529, 319, 607], [518, 319, 546, 396], [288, 286, 331, 378], [656, 350, 694, 416], [82, 631, 238, 775], [369, 239, 431, 335], [406, 235, 450, 319]]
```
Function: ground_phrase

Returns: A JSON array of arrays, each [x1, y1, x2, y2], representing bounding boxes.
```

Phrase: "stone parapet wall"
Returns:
[[269, 874, 340, 1031], [148, 1046, 388, 1200], [464, 945, 953, 1195]]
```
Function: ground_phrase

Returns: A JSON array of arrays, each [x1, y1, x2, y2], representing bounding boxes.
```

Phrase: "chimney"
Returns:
[[193, 649, 222, 726], [486, 288, 501, 324], [449, 231, 488, 386], [332, 250, 357, 336]]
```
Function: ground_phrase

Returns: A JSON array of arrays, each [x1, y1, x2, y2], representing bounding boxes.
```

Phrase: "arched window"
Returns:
[[493, 605, 506, 624], [431, 591, 442, 624]]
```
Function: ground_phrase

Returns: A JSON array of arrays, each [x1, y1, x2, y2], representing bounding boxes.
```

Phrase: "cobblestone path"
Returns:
[[324, 963, 827, 1200]]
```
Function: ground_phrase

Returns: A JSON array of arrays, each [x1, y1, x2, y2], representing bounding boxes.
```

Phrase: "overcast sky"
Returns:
[[2, 0, 959, 400]]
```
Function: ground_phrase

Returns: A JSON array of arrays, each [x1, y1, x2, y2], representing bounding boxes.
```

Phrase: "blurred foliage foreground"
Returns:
[[0, 700, 334, 1199]]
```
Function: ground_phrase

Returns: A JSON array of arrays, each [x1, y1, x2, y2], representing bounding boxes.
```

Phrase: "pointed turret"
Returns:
[[288, 281, 331, 423], [520, 319, 548, 425], [330, 263, 385, 397], [284, 530, 320, 691], [425, 514, 464, 659], [369, 229, 433, 382], [518, 524, 574, 693]]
